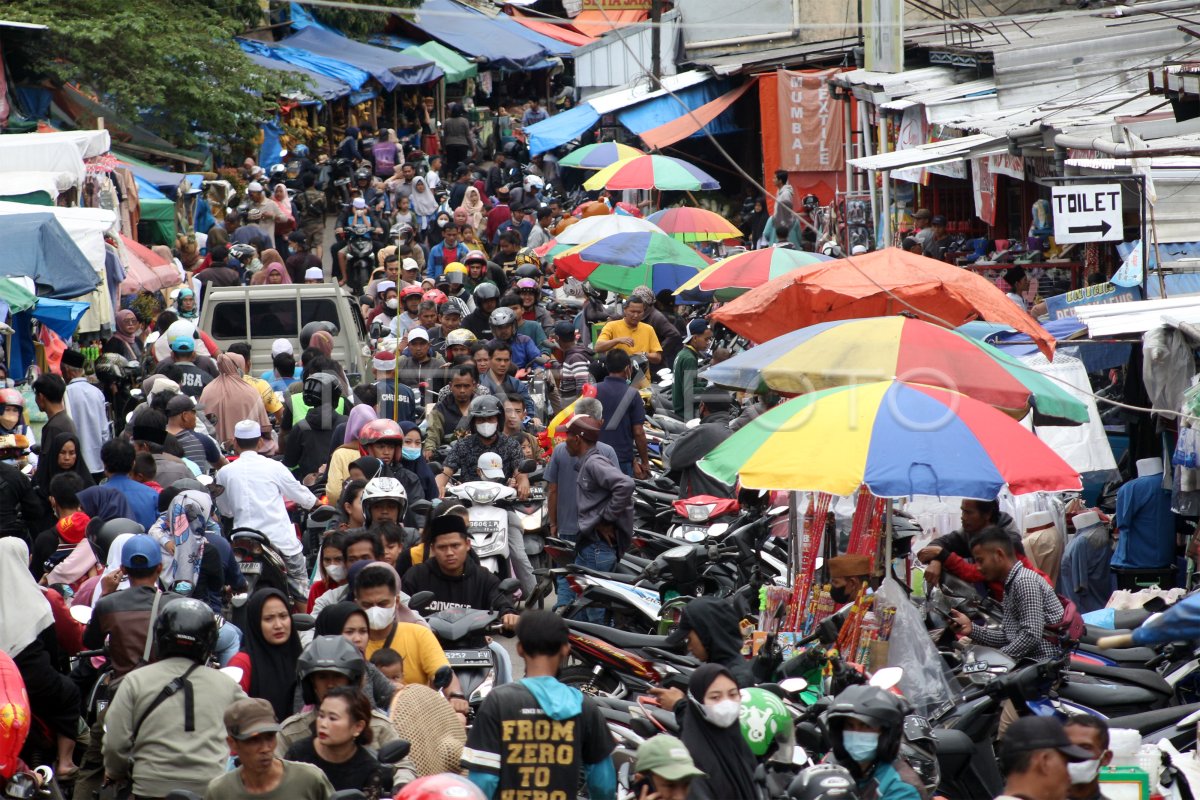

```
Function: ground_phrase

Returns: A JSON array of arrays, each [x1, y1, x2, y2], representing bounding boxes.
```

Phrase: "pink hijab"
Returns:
[[199, 353, 270, 445], [250, 261, 291, 286]]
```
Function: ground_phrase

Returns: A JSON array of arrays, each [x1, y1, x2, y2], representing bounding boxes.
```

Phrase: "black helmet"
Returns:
[[786, 765, 856, 800], [303, 371, 342, 408], [468, 395, 503, 421], [514, 263, 541, 280], [297, 636, 367, 705], [355, 167, 372, 182], [93, 353, 128, 385], [299, 320, 338, 349], [824, 685, 911, 768], [154, 597, 219, 663], [473, 282, 500, 302], [87, 518, 145, 564]]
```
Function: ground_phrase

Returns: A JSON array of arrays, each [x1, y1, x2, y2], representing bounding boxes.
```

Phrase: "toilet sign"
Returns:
[[1051, 184, 1124, 244]]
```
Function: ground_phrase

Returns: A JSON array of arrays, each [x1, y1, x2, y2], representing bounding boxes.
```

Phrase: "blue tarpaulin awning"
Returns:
[[0, 214, 99, 298], [239, 38, 371, 91], [526, 104, 601, 155], [277, 27, 442, 90], [245, 52, 352, 101], [406, 0, 549, 71], [616, 80, 738, 140], [489, 11, 573, 57], [121, 161, 186, 200]]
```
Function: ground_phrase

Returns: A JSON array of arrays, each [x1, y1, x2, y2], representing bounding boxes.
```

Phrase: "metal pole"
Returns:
[[881, 169, 892, 246], [788, 491, 799, 585], [843, 96, 853, 194], [1140, 174, 1149, 299], [650, 0, 663, 80]]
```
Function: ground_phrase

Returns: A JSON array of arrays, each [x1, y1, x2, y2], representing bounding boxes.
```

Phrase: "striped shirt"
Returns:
[[968, 562, 1065, 661]]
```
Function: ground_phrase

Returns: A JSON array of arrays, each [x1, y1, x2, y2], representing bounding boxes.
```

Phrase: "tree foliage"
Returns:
[[307, 0, 420, 38], [3, 0, 306, 148]]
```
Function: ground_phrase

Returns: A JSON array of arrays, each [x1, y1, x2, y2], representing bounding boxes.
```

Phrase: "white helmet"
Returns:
[[361, 477, 408, 525], [523, 174, 544, 191]]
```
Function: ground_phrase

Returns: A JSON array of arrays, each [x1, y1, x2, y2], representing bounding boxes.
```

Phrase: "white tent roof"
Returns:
[[0, 130, 111, 188]]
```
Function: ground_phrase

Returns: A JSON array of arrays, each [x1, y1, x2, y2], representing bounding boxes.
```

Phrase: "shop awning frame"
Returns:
[[848, 133, 1008, 171]]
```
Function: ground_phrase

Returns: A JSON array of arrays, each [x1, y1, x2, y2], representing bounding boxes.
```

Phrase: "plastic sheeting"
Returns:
[[617, 80, 738, 141], [121, 160, 186, 200], [526, 104, 600, 155], [0, 171, 74, 203], [259, 120, 285, 172], [277, 27, 442, 90], [400, 41, 477, 84], [1132, 593, 1200, 646], [407, 0, 549, 71], [0, 130, 110, 188], [238, 38, 371, 92], [245, 52, 351, 101], [0, 213, 99, 298], [489, 10, 575, 56]]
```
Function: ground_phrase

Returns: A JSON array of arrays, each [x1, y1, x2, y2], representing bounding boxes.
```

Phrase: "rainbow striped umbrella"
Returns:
[[674, 248, 830, 300], [699, 380, 1082, 497], [556, 231, 709, 295], [702, 317, 1088, 425], [647, 207, 742, 242], [584, 154, 719, 191], [560, 142, 644, 170]]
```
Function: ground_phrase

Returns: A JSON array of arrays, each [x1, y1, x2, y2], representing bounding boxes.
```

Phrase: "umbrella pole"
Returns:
[[788, 491, 799, 585], [883, 498, 894, 581]]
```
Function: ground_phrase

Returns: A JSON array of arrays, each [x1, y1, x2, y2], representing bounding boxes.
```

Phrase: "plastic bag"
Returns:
[[875, 577, 954, 718]]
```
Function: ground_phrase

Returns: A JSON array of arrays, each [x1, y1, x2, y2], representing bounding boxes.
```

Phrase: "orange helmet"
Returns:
[[358, 419, 404, 445]]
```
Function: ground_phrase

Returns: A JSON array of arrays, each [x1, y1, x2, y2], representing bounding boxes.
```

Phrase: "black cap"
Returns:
[[999, 717, 1093, 762], [930, 214, 947, 226], [554, 321, 576, 340]]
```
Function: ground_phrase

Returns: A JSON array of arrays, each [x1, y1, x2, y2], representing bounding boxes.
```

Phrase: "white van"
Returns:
[[198, 284, 367, 382]]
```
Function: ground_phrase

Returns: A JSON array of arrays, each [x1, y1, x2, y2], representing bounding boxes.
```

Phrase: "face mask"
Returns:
[[325, 564, 347, 583], [830, 584, 851, 605], [842, 731, 879, 763], [401, 446, 422, 461], [0, 409, 18, 429], [386, 298, 399, 311], [476, 421, 498, 438], [699, 699, 741, 728], [365, 604, 395, 631], [1068, 759, 1102, 785]]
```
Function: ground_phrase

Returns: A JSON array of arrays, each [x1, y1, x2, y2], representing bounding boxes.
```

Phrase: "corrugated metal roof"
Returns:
[[848, 133, 1007, 171], [831, 66, 963, 103], [880, 78, 997, 111], [690, 37, 861, 75], [1074, 295, 1200, 337], [585, 69, 710, 115]]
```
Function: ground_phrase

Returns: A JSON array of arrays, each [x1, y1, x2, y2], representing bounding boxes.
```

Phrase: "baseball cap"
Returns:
[[169, 334, 195, 354], [408, 326, 430, 342], [223, 698, 281, 741], [930, 214, 947, 226], [683, 318, 709, 344], [554, 321, 576, 340], [376, 280, 397, 295], [304, 267, 324, 281], [165, 394, 196, 417], [121, 535, 162, 569], [999, 717, 1093, 762], [477, 452, 505, 480], [234, 419, 262, 440], [566, 415, 601, 443], [271, 338, 293, 357], [636, 735, 706, 782], [247, 181, 263, 193], [402, 258, 420, 273], [352, 197, 367, 209]]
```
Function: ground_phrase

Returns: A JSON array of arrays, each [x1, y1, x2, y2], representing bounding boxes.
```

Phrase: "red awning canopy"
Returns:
[[508, 9, 595, 46]]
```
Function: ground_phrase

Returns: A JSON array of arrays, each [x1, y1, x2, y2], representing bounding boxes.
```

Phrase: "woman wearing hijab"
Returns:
[[272, 184, 295, 253], [174, 288, 198, 320], [676, 664, 756, 800], [410, 176, 439, 234], [103, 310, 144, 361], [315, 601, 396, 709], [308, 329, 352, 397], [398, 422, 437, 501], [199, 353, 270, 449], [326, 405, 379, 506], [0, 539, 81, 778], [228, 587, 303, 721], [250, 261, 292, 286], [35, 433, 94, 506], [459, 186, 486, 233], [147, 487, 212, 592]]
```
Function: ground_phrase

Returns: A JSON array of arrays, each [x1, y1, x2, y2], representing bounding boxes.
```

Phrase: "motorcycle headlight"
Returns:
[[476, 539, 507, 557], [468, 486, 502, 505]]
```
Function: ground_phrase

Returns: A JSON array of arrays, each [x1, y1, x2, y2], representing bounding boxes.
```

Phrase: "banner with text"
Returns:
[[581, 0, 651, 10], [970, 157, 996, 226], [1043, 282, 1142, 320], [776, 69, 844, 173]]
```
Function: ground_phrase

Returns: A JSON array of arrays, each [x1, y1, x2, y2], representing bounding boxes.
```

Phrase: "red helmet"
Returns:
[[463, 250, 487, 265], [0, 388, 23, 409], [423, 289, 448, 305], [395, 774, 485, 800], [401, 285, 425, 299], [358, 419, 404, 446]]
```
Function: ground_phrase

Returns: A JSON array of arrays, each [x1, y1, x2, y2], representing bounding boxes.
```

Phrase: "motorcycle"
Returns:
[[342, 221, 375, 295]]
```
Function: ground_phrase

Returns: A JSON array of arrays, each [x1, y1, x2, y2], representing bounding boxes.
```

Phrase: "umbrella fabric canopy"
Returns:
[[647, 206, 742, 243], [556, 231, 709, 295], [675, 248, 830, 300], [702, 317, 1089, 426], [535, 213, 663, 261], [560, 142, 644, 170], [699, 380, 1082, 498], [584, 154, 719, 191], [710, 247, 1055, 358]]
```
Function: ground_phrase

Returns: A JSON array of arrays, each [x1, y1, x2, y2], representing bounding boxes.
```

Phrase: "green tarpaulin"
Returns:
[[0, 278, 37, 313], [139, 197, 176, 245], [401, 41, 477, 84]]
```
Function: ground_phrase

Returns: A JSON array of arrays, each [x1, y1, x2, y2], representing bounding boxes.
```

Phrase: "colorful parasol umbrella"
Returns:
[[584, 154, 720, 191], [560, 142, 644, 170], [647, 206, 742, 243], [556, 231, 710, 295], [534, 213, 663, 261], [710, 247, 1055, 358], [698, 379, 1082, 498], [702, 317, 1089, 426], [675, 248, 830, 300]]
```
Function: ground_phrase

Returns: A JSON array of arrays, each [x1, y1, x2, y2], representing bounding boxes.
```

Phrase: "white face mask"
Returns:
[[386, 298, 399, 311], [1068, 759, 1102, 785], [364, 604, 395, 631], [699, 699, 741, 728], [325, 564, 347, 583], [476, 421, 498, 438]]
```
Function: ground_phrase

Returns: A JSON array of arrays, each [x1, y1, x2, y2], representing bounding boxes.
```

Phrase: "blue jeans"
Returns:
[[618, 461, 634, 477], [576, 539, 618, 623], [554, 531, 578, 610], [214, 621, 242, 666]]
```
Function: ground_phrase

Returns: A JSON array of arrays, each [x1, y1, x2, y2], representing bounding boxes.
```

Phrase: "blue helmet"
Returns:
[[295, 144, 309, 158]]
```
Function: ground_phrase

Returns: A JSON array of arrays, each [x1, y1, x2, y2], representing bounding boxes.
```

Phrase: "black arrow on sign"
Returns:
[[1067, 220, 1113, 236]]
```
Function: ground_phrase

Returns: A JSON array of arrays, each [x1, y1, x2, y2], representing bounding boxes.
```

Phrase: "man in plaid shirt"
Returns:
[[949, 526, 1066, 662]]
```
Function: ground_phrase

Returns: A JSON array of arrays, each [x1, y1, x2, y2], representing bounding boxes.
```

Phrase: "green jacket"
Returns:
[[672, 345, 704, 417]]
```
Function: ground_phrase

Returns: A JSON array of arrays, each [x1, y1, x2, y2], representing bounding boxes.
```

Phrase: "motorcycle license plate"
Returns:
[[963, 661, 989, 674], [239, 562, 263, 575], [528, 486, 545, 501], [933, 699, 955, 719], [446, 649, 493, 667]]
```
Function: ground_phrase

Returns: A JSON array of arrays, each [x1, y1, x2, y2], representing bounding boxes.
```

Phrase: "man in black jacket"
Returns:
[[0, 434, 42, 543]]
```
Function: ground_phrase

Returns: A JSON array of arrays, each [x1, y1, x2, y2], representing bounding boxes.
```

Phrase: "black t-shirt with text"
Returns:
[[164, 362, 213, 399]]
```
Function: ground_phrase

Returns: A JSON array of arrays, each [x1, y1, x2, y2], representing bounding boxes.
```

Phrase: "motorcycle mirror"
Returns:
[[219, 666, 244, 684], [377, 739, 411, 764], [497, 578, 521, 595], [428, 461, 443, 475], [292, 613, 316, 632], [231, 593, 249, 608], [408, 591, 435, 611], [778, 677, 809, 694], [409, 499, 433, 517], [309, 505, 340, 524], [70, 605, 93, 626], [432, 665, 454, 691], [869, 667, 904, 690], [518, 458, 537, 474]]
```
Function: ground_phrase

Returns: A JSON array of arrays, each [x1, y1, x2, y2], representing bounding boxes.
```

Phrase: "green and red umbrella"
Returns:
[[583, 154, 720, 191], [674, 248, 831, 300], [559, 142, 644, 170], [647, 207, 742, 243], [555, 231, 710, 295]]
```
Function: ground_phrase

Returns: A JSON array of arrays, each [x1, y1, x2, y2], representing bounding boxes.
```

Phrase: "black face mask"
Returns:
[[830, 584, 851, 605]]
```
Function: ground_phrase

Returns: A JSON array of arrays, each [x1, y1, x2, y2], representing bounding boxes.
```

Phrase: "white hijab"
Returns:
[[0, 538, 55, 655], [91, 533, 135, 605]]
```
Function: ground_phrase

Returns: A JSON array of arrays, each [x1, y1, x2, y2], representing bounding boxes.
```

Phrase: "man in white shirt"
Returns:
[[245, 181, 281, 242], [61, 349, 109, 478], [215, 419, 316, 609]]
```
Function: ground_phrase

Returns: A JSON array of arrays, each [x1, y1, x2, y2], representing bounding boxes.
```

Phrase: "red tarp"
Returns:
[[639, 81, 753, 150]]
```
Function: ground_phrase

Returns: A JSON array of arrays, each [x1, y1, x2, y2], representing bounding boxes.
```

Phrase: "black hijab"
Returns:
[[240, 588, 303, 721], [679, 664, 757, 800], [36, 432, 95, 499], [315, 601, 369, 639]]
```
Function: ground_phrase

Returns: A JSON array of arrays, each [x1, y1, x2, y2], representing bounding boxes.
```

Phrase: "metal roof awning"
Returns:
[[848, 133, 1007, 172], [1073, 296, 1200, 337]]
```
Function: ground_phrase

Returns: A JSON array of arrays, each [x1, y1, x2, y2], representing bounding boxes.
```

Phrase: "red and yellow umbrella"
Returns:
[[647, 207, 741, 242]]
